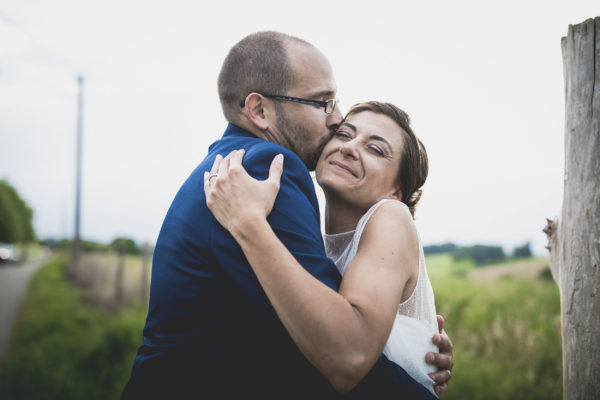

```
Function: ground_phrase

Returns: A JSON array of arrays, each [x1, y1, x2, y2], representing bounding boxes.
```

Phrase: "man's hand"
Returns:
[[427, 315, 454, 396]]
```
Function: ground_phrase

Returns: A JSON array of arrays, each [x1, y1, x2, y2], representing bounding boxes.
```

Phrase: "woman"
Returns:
[[204, 101, 441, 396]]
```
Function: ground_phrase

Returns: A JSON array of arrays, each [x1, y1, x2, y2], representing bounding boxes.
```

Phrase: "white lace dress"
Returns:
[[324, 199, 439, 396]]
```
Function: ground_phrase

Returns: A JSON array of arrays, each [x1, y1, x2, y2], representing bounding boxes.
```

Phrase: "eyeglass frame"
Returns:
[[239, 93, 337, 114]]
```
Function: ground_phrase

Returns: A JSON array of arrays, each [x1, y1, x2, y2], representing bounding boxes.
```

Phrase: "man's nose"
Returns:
[[326, 105, 343, 130]]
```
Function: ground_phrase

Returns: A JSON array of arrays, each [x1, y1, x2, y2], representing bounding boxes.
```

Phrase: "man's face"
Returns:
[[270, 44, 343, 170]]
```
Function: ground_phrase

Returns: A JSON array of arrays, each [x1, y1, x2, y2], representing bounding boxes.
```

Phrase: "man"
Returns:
[[122, 31, 452, 399]]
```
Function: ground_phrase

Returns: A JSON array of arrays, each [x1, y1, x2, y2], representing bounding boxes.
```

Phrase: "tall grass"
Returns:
[[429, 255, 562, 400], [0, 253, 561, 399], [0, 254, 146, 399]]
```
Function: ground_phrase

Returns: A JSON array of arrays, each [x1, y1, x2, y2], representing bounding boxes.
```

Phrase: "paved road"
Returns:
[[0, 258, 48, 362]]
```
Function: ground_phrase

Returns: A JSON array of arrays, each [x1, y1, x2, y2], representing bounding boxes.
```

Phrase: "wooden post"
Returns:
[[545, 17, 600, 399], [115, 240, 125, 306], [140, 243, 150, 306]]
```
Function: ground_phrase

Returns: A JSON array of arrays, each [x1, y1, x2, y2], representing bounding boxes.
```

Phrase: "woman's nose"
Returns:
[[339, 139, 359, 159]]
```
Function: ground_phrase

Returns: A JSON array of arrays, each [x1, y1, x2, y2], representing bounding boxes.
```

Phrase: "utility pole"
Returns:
[[71, 75, 84, 274]]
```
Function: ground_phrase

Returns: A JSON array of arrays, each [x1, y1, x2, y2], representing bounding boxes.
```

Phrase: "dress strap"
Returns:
[[354, 199, 405, 238]]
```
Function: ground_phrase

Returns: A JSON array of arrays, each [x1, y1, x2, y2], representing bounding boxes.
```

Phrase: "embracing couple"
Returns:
[[122, 31, 454, 399]]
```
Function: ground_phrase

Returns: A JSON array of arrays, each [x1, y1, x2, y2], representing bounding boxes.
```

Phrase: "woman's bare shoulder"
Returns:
[[359, 200, 418, 253]]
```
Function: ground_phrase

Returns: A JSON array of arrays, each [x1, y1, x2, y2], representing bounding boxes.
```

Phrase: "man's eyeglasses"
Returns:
[[239, 93, 337, 114]]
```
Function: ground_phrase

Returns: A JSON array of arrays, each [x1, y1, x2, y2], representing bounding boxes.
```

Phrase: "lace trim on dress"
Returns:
[[324, 230, 354, 264]]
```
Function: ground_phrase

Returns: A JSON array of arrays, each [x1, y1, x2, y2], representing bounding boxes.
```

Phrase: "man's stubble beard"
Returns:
[[275, 105, 333, 171]]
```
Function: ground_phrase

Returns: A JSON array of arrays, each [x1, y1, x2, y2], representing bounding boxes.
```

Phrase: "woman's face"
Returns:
[[315, 110, 405, 210]]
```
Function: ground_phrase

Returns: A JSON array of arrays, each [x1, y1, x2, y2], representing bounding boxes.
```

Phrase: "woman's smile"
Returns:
[[329, 160, 358, 177]]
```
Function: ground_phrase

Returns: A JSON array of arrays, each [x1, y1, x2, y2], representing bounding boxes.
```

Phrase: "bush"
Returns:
[[110, 237, 141, 255], [453, 245, 506, 266]]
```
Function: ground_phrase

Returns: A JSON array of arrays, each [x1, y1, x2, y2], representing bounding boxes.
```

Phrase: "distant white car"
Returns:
[[0, 243, 15, 262]]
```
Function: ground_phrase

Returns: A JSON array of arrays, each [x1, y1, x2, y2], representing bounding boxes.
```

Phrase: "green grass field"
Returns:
[[427, 255, 561, 399], [0, 253, 561, 399]]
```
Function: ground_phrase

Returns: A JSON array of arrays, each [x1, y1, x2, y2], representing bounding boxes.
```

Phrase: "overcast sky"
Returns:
[[1, 0, 597, 254]]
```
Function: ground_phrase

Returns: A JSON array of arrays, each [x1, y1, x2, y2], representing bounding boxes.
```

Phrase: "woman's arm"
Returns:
[[205, 150, 418, 392]]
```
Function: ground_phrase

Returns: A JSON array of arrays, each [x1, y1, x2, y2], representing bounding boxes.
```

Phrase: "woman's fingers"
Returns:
[[203, 149, 285, 235], [267, 154, 284, 190], [218, 151, 235, 180], [204, 149, 245, 193], [210, 154, 222, 177], [226, 149, 247, 181], [205, 154, 222, 193], [229, 148, 245, 169], [205, 153, 223, 189]]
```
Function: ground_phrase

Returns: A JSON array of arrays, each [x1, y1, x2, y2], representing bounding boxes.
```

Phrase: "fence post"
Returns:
[[140, 243, 150, 306], [545, 17, 600, 399], [115, 240, 125, 306]]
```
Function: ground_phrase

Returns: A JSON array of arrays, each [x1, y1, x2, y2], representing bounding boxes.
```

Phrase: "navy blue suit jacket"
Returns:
[[122, 124, 436, 399]]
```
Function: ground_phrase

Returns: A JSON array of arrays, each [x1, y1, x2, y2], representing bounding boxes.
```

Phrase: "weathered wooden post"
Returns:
[[544, 17, 600, 399], [140, 243, 150, 306], [115, 240, 125, 307]]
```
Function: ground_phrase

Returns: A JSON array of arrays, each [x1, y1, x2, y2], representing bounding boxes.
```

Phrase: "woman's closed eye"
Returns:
[[367, 144, 385, 156], [334, 130, 352, 140]]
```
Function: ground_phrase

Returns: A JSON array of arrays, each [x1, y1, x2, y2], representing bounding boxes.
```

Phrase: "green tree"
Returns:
[[0, 180, 35, 244], [513, 242, 532, 258], [110, 237, 140, 255], [0, 184, 19, 242]]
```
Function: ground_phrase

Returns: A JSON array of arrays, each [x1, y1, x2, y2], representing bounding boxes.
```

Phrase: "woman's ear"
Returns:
[[388, 186, 402, 201], [242, 93, 270, 131]]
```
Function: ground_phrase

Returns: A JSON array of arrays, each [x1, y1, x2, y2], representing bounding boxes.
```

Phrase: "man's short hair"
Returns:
[[218, 31, 311, 124]]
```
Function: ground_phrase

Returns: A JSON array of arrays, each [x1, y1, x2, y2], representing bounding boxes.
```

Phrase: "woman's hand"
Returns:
[[204, 149, 284, 236]]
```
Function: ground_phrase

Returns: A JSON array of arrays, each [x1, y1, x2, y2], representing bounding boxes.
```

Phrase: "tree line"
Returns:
[[0, 180, 144, 256], [424, 242, 532, 266], [50, 237, 145, 255]]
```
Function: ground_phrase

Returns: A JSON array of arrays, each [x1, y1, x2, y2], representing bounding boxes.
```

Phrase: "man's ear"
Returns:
[[242, 93, 271, 132]]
